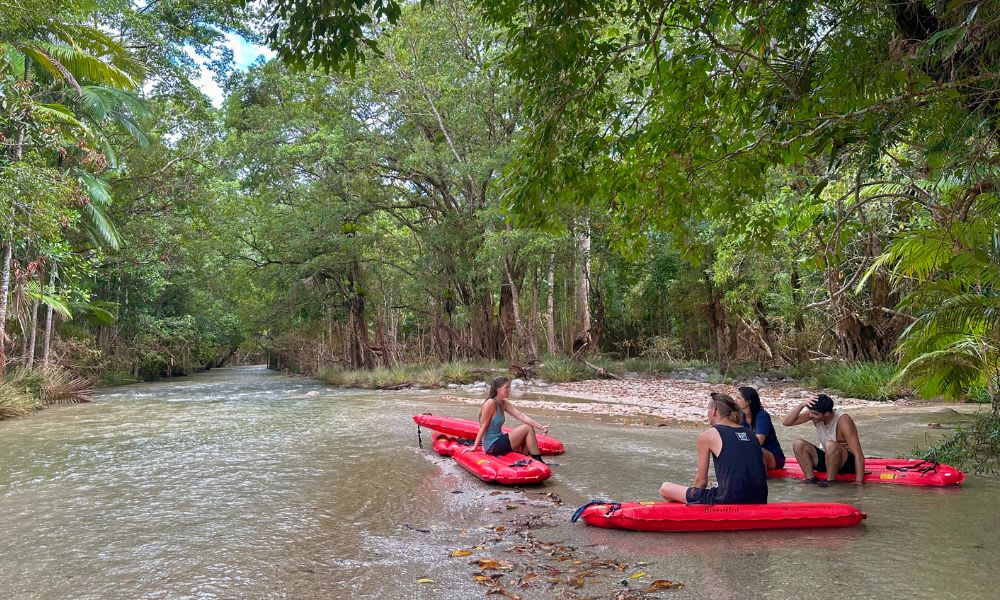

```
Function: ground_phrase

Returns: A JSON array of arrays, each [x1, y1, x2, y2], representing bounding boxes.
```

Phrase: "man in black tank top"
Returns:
[[660, 393, 768, 505]]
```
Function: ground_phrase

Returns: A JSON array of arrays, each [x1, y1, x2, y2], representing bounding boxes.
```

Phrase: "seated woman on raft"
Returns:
[[659, 393, 768, 505], [735, 386, 787, 470], [465, 376, 550, 463]]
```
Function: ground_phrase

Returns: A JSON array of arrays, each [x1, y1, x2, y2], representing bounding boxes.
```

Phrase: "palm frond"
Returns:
[[69, 300, 117, 326], [99, 137, 118, 169], [3, 44, 26, 77], [79, 200, 122, 250], [77, 85, 110, 120], [893, 335, 993, 400], [15, 44, 82, 92], [75, 85, 150, 122], [34, 41, 137, 90], [38, 364, 94, 404], [33, 102, 92, 136], [76, 170, 111, 205], [49, 22, 145, 81], [112, 113, 150, 147], [22, 279, 74, 320]]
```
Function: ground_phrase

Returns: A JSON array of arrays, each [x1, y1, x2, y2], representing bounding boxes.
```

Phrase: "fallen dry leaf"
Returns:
[[644, 579, 684, 592], [416, 577, 435, 584], [451, 549, 473, 557], [629, 571, 646, 579], [476, 558, 499, 569]]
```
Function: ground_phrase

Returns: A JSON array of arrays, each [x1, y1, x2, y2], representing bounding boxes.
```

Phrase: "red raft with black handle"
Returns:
[[431, 432, 552, 485], [572, 500, 866, 532], [768, 458, 966, 486], [413, 413, 565, 455]]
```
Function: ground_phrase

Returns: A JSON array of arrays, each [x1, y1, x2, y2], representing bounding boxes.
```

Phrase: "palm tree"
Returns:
[[1, 18, 147, 375], [872, 192, 1000, 411]]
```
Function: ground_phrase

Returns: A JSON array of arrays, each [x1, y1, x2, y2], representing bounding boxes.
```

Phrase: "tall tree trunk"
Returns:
[[26, 298, 39, 370], [503, 256, 537, 363], [754, 300, 786, 366], [790, 268, 807, 362], [574, 218, 592, 354], [42, 264, 56, 366], [498, 277, 515, 358], [704, 275, 731, 366], [0, 241, 12, 378], [545, 253, 558, 355], [590, 282, 606, 352], [528, 265, 540, 363]]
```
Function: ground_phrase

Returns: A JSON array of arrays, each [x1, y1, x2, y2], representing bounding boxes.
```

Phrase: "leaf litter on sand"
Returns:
[[463, 489, 682, 597]]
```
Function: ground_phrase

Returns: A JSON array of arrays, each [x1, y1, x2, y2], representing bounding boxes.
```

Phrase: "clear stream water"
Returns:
[[0, 366, 996, 599]]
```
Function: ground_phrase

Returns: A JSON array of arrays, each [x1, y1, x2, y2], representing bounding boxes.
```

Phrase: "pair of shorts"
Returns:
[[685, 486, 719, 505], [485, 434, 513, 456], [815, 447, 856, 474]]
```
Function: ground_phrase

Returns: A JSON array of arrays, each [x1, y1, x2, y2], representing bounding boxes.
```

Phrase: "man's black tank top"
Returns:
[[711, 424, 768, 504]]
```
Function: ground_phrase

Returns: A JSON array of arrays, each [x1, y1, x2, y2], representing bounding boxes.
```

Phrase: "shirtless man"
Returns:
[[782, 394, 865, 485]]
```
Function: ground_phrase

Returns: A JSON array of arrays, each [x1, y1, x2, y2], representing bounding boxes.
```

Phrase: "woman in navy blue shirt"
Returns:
[[736, 386, 786, 469]]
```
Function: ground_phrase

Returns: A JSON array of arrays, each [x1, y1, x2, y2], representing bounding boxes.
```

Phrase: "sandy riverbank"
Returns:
[[440, 376, 896, 424]]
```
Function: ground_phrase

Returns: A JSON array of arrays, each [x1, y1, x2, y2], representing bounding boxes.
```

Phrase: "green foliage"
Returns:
[[875, 195, 1000, 405], [537, 357, 588, 383], [782, 361, 907, 401], [0, 376, 41, 418], [263, 0, 409, 73], [920, 410, 1000, 475], [441, 361, 477, 385], [816, 362, 907, 402]]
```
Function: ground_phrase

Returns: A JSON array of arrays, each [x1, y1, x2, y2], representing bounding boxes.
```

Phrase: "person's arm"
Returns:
[[754, 411, 771, 445], [839, 415, 866, 483], [505, 403, 549, 434], [692, 430, 715, 489], [465, 400, 494, 453], [782, 401, 813, 427]]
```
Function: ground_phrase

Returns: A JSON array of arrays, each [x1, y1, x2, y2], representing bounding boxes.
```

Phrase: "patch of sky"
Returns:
[[188, 32, 275, 107]]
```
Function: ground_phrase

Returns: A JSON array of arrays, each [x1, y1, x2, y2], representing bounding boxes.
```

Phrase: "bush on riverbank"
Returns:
[[0, 374, 42, 419], [784, 361, 907, 401], [921, 408, 1000, 474], [316, 360, 508, 390], [0, 366, 95, 421]]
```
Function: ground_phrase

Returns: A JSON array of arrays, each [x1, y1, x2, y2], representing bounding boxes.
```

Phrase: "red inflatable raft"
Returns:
[[413, 413, 565, 455], [572, 500, 866, 532], [432, 433, 552, 485], [769, 458, 965, 486]]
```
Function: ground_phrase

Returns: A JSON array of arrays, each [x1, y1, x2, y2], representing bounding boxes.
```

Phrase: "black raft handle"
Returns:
[[571, 499, 620, 523]]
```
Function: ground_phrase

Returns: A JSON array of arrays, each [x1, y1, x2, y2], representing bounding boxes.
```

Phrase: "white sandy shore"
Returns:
[[441, 377, 888, 424]]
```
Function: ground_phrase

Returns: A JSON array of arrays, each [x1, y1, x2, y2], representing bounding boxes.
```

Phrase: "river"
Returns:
[[1, 366, 996, 599]]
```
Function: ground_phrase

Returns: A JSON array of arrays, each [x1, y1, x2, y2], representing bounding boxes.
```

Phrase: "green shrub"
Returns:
[[316, 367, 349, 386], [538, 357, 588, 383], [815, 362, 906, 401], [413, 365, 445, 387], [0, 373, 43, 420], [920, 409, 1000, 474], [442, 360, 476, 384]]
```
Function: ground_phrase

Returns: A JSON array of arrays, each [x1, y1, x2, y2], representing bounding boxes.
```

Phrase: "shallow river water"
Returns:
[[1, 366, 997, 599]]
